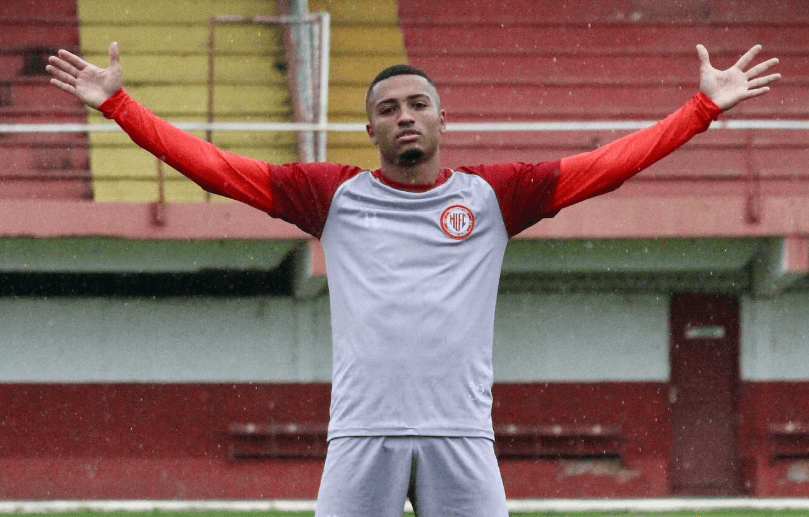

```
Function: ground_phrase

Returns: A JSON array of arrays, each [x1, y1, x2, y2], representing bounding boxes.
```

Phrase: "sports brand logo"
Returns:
[[440, 204, 475, 240]]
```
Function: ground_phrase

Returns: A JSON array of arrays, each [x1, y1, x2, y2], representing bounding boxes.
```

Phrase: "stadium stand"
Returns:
[[77, 0, 295, 201], [400, 0, 808, 227], [0, 0, 91, 199], [309, 0, 408, 169], [74, 0, 405, 201]]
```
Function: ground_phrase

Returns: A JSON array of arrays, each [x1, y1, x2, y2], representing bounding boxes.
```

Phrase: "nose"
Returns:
[[397, 106, 415, 125]]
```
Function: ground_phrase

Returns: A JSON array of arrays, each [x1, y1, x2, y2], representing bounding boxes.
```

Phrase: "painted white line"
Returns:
[[0, 500, 318, 513], [4, 498, 809, 514], [508, 498, 809, 512]]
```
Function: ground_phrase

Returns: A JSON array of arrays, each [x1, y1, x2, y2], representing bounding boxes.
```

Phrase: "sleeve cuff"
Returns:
[[99, 88, 129, 119], [695, 91, 723, 121]]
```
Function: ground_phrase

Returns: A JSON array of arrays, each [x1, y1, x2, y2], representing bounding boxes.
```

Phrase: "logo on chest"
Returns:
[[440, 204, 475, 240]]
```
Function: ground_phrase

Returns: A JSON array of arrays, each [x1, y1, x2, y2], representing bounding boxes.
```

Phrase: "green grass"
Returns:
[[15, 511, 809, 517], [511, 512, 809, 517], [3, 514, 307, 517]]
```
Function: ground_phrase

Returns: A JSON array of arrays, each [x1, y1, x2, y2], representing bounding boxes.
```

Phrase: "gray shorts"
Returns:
[[314, 436, 508, 517]]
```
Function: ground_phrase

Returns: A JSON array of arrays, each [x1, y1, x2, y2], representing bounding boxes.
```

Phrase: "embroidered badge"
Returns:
[[440, 204, 475, 240]]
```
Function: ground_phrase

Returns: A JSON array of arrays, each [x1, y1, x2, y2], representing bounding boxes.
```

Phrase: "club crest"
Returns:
[[440, 204, 475, 240]]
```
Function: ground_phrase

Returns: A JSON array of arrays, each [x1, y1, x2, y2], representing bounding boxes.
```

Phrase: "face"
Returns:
[[366, 74, 446, 168]]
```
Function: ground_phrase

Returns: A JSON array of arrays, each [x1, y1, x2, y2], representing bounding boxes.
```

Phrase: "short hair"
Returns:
[[368, 64, 436, 92], [365, 64, 438, 117]]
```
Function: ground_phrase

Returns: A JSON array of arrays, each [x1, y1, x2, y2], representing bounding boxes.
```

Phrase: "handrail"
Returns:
[[1, 119, 806, 226], [3, 119, 809, 133], [206, 13, 330, 163]]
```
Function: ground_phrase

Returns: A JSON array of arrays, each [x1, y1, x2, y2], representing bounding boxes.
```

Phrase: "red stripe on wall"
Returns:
[[2, 381, 809, 498]]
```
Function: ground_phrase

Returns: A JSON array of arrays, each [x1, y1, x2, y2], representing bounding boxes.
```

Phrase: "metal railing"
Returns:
[[2, 121, 807, 227], [206, 13, 331, 163]]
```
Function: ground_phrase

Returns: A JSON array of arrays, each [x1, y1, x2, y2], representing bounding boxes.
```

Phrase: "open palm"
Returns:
[[46, 42, 124, 109], [698, 44, 780, 111]]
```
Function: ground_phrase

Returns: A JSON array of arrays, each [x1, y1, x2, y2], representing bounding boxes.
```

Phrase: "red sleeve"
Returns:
[[100, 89, 363, 238], [543, 92, 722, 214], [266, 161, 365, 238], [458, 161, 561, 238], [464, 93, 721, 237]]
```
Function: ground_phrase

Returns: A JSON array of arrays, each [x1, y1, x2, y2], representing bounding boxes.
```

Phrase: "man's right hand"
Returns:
[[46, 41, 124, 109]]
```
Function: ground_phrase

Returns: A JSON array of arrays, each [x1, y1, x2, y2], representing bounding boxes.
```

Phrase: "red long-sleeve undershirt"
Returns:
[[99, 89, 721, 237], [554, 92, 721, 212]]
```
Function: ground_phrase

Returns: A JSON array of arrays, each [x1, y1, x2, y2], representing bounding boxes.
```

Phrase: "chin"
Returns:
[[398, 148, 426, 164]]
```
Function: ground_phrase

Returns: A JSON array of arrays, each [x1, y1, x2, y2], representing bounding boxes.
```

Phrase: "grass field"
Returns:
[[12, 511, 809, 517]]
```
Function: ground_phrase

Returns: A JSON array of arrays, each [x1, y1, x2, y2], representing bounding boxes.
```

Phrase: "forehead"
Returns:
[[367, 74, 438, 108]]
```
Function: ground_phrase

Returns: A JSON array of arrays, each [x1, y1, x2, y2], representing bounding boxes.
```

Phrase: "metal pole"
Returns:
[[317, 12, 330, 162], [205, 18, 216, 202], [290, 0, 315, 162]]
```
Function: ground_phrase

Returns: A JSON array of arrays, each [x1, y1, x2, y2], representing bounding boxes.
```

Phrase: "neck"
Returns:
[[379, 151, 441, 186]]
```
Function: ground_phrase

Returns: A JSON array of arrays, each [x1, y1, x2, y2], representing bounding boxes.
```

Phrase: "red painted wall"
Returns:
[[4, 381, 808, 498], [0, 382, 809, 499], [493, 383, 671, 497], [0, 384, 331, 499], [739, 382, 809, 496]]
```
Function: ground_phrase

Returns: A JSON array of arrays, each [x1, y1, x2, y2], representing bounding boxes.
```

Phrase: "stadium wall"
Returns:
[[2, 290, 809, 498]]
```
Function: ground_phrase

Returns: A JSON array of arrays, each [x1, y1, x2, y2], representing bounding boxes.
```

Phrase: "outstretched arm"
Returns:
[[543, 44, 781, 214], [46, 41, 123, 109], [44, 42, 360, 238], [45, 42, 277, 212]]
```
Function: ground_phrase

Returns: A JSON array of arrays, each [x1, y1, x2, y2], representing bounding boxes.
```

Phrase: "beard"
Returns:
[[398, 148, 425, 164]]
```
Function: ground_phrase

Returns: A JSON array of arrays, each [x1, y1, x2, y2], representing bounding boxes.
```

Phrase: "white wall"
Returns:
[[741, 293, 809, 380], [1, 296, 332, 382], [493, 293, 670, 381], [1, 292, 670, 383], [4, 290, 807, 383]]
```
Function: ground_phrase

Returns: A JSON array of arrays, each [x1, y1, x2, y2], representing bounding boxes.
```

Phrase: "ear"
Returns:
[[366, 123, 378, 145], [438, 109, 447, 134]]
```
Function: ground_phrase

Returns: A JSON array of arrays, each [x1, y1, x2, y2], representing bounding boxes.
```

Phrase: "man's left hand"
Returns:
[[698, 44, 780, 111]]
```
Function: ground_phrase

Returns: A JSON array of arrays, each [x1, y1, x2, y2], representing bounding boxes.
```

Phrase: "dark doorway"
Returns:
[[669, 293, 741, 495]]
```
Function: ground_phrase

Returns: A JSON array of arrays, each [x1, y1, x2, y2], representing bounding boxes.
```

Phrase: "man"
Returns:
[[47, 42, 779, 516]]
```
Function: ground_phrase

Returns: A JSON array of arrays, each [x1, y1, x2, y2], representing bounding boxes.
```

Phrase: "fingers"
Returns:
[[45, 60, 78, 86], [696, 44, 711, 66], [55, 48, 90, 71], [700, 43, 777, 77], [747, 73, 782, 90], [46, 54, 78, 75], [109, 41, 119, 67], [45, 56, 82, 96], [48, 77, 76, 96], [741, 86, 771, 102], [733, 44, 763, 71], [745, 57, 780, 79], [45, 50, 88, 96]]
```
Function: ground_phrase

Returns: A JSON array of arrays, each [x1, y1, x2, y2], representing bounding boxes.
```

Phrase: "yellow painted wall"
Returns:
[[78, 0, 292, 201], [312, 0, 408, 169], [78, 0, 408, 200]]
